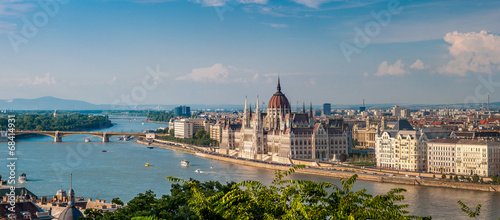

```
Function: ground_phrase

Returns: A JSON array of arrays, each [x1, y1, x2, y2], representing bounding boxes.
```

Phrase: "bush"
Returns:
[[472, 174, 480, 183]]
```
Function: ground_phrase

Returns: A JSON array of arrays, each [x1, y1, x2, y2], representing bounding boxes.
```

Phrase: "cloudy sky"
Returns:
[[1, 0, 500, 106]]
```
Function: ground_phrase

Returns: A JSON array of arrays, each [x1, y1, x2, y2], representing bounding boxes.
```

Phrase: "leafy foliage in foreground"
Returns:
[[82, 166, 436, 220]]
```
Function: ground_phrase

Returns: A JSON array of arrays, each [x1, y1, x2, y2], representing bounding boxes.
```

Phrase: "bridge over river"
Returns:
[[15, 130, 147, 142]]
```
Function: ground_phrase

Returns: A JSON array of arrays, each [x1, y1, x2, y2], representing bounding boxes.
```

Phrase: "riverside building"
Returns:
[[375, 119, 428, 171], [427, 139, 500, 177], [218, 78, 351, 164]]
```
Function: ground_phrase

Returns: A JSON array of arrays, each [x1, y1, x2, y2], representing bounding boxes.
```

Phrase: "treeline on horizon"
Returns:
[[80, 166, 486, 220], [157, 129, 218, 146], [0, 112, 112, 131], [147, 111, 175, 122]]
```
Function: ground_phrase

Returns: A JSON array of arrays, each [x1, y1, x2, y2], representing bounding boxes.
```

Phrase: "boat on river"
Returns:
[[18, 173, 27, 183], [181, 160, 190, 167]]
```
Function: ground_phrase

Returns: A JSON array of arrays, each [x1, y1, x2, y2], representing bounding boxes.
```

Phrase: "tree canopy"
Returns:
[[0, 113, 111, 131], [82, 166, 444, 220]]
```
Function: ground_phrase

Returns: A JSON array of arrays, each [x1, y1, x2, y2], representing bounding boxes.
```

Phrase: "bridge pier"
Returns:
[[102, 133, 109, 143], [54, 132, 62, 143]]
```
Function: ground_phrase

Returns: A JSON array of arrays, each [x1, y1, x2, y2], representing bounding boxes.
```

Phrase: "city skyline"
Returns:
[[1, 0, 500, 105]]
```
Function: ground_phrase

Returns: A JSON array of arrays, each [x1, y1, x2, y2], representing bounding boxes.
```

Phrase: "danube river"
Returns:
[[3, 117, 500, 219]]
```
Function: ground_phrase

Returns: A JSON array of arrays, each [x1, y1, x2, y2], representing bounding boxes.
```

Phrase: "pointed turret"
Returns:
[[59, 173, 84, 220], [256, 96, 260, 113], [244, 96, 248, 114], [302, 102, 305, 113], [68, 173, 75, 208], [309, 102, 313, 118], [277, 75, 281, 92]]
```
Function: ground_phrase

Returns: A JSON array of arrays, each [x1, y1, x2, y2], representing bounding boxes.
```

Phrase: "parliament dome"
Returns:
[[268, 78, 291, 110]]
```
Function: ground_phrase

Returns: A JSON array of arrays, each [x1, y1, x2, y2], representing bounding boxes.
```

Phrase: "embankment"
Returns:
[[138, 139, 500, 193]]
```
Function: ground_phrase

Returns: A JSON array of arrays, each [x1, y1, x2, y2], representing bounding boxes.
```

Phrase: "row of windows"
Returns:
[[429, 156, 454, 161], [291, 139, 347, 146]]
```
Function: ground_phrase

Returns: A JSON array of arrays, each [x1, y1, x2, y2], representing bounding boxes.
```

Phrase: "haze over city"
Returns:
[[1, 0, 500, 105]]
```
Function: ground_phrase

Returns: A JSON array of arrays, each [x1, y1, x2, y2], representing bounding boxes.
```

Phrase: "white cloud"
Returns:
[[32, 73, 56, 85], [108, 76, 117, 84], [193, 0, 267, 7], [291, 0, 338, 8], [0, 1, 35, 17], [375, 59, 407, 76], [409, 59, 427, 70], [305, 78, 316, 86], [263, 23, 288, 28], [176, 63, 258, 84], [0, 21, 16, 34], [438, 30, 500, 76], [16, 73, 57, 86]]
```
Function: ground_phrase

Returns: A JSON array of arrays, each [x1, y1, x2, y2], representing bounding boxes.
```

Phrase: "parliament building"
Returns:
[[218, 78, 351, 164]]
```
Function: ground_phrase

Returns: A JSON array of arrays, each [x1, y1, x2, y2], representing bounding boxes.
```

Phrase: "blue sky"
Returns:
[[1, 0, 500, 106]]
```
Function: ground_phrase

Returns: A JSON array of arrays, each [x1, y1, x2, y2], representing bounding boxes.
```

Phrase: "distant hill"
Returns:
[[0, 96, 498, 111], [0, 96, 98, 110]]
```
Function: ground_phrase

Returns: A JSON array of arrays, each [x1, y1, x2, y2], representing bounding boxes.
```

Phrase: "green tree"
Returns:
[[442, 174, 447, 179], [79, 209, 103, 220], [454, 175, 459, 181], [472, 174, 480, 183], [338, 153, 347, 162], [352, 138, 359, 146], [111, 197, 124, 206], [458, 200, 481, 218], [166, 165, 427, 220], [491, 175, 498, 184], [194, 129, 207, 140]]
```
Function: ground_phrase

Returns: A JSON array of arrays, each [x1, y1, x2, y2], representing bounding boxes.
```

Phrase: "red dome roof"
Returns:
[[268, 78, 291, 109], [268, 92, 290, 109]]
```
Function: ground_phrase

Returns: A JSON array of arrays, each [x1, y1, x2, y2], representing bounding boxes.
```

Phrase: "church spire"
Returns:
[[277, 75, 281, 92], [256, 96, 260, 113], [302, 102, 305, 113], [68, 173, 75, 208], [244, 96, 248, 114], [309, 102, 313, 118]]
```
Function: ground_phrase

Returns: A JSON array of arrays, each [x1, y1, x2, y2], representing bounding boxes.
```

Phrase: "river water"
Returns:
[[2, 117, 499, 219]]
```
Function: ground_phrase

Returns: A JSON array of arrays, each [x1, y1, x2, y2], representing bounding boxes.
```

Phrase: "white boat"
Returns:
[[18, 173, 27, 183], [85, 138, 91, 142], [195, 169, 201, 173], [181, 160, 190, 167]]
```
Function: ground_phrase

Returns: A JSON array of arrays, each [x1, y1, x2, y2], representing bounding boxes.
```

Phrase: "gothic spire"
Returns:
[[277, 75, 281, 92], [256, 96, 260, 113], [309, 102, 313, 118], [244, 96, 248, 114], [68, 173, 75, 208]]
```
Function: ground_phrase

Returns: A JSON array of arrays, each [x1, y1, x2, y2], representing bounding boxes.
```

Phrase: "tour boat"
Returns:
[[18, 173, 27, 183], [195, 169, 201, 173], [145, 163, 150, 167], [147, 146, 154, 149], [181, 160, 190, 167], [85, 138, 91, 142]]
